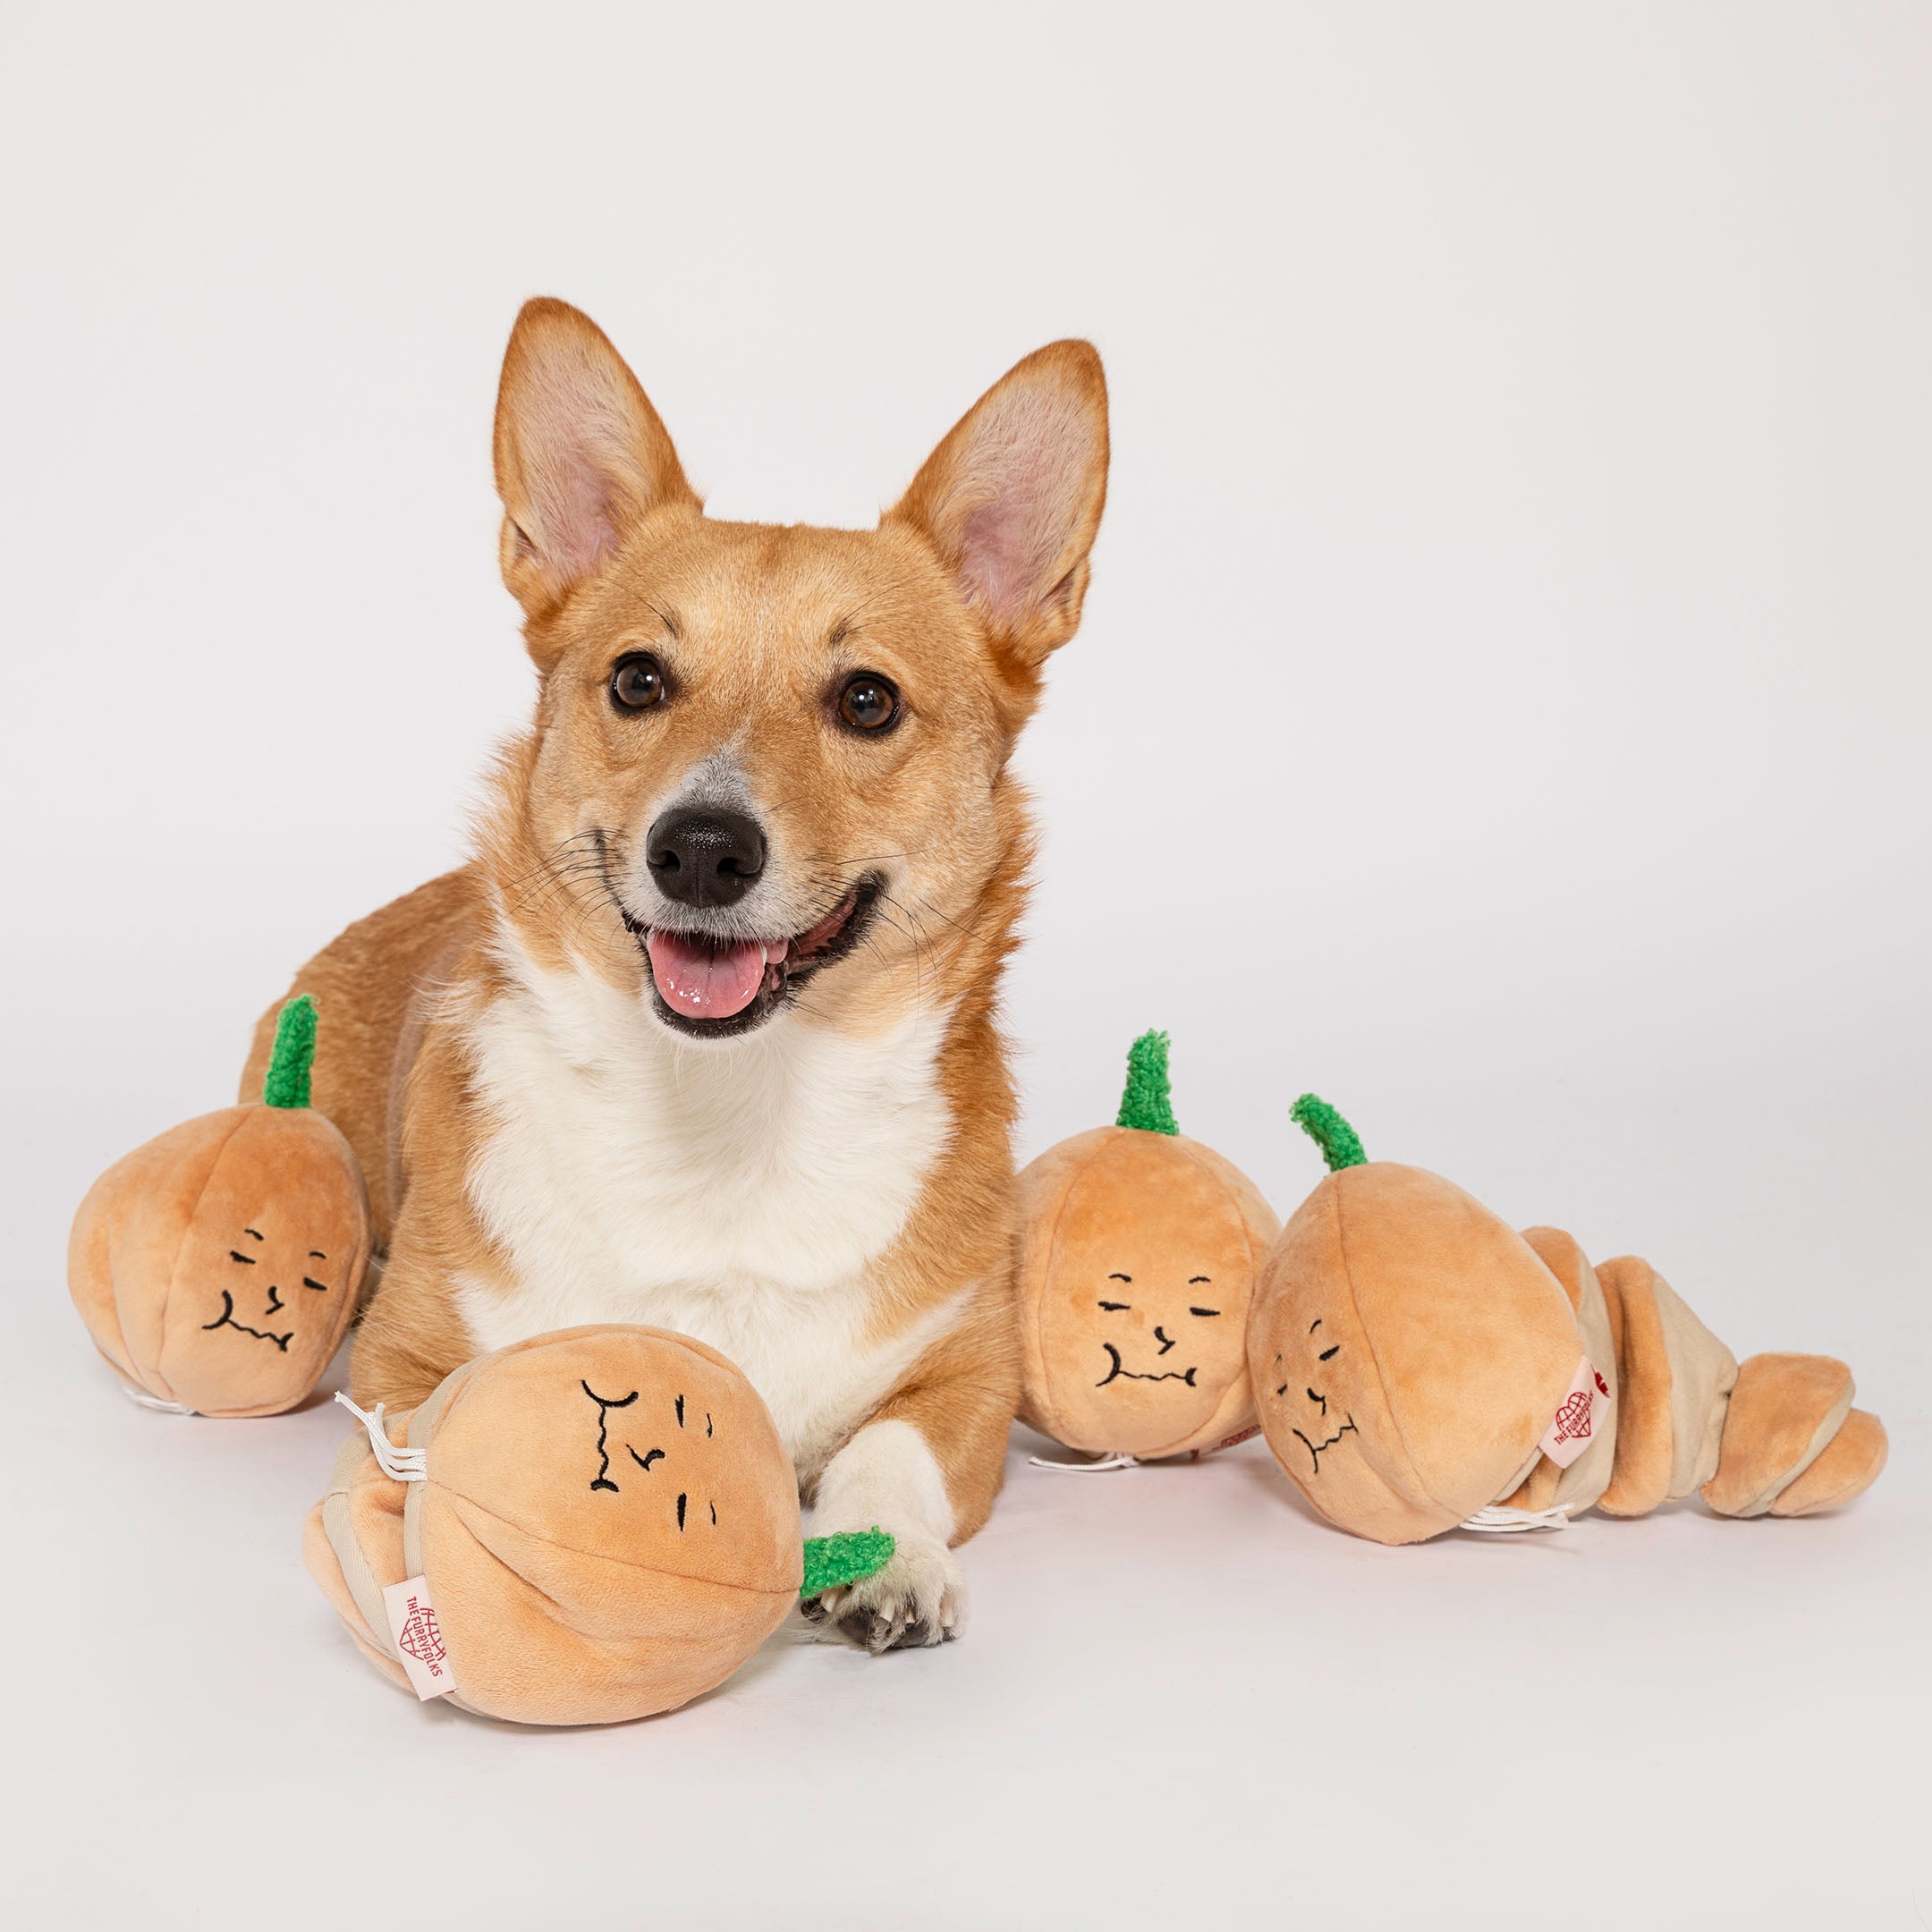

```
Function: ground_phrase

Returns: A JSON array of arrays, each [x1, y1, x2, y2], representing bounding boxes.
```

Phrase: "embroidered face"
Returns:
[[1263, 1314, 1360, 1479], [460, 1331, 804, 1591], [580, 1377, 730, 1540], [1248, 1160, 1588, 1544], [1249, 1246, 1398, 1538], [153, 1107, 369, 1410], [200, 1216, 342, 1355], [1021, 1126, 1275, 1458]]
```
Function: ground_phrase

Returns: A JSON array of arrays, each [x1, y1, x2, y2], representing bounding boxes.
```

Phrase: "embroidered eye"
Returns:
[[611, 653, 667, 711], [1097, 1301, 1131, 1312], [1189, 1307, 1220, 1318], [1318, 1344, 1340, 1361], [837, 672, 900, 733]]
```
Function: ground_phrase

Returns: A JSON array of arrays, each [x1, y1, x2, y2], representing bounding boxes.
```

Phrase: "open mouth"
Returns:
[[638, 875, 882, 1038]]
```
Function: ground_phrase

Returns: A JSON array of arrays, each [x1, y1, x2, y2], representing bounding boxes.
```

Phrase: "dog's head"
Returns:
[[479, 299, 1108, 1042]]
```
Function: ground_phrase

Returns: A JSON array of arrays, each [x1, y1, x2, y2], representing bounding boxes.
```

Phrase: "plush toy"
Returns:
[[68, 996, 370, 1418], [1014, 1031, 1280, 1462], [1248, 1096, 1889, 1545], [305, 1324, 894, 1725]]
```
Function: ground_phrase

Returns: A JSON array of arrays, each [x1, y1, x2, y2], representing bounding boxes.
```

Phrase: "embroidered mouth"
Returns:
[[634, 876, 883, 1038], [1095, 1343, 1199, 1389], [202, 1290, 293, 1352], [1292, 1414, 1358, 1475]]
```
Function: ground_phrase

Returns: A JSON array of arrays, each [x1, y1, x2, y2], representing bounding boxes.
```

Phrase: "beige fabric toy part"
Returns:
[[1248, 1097, 1887, 1546], [1015, 1032, 1280, 1462], [304, 1325, 805, 1725], [68, 996, 369, 1418]]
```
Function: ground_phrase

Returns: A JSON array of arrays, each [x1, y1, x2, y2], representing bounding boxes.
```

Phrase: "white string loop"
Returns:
[[1459, 1502, 1574, 1534], [335, 1391, 428, 1482], [123, 1385, 196, 1416], [1027, 1451, 1140, 1473]]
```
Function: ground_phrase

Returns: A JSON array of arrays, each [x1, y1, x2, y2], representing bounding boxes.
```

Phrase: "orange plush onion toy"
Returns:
[[1248, 1096, 1888, 1544], [1014, 1031, 1280, 1463], [305, 1325, 892, 1725], [68, 996, 371, 1418]]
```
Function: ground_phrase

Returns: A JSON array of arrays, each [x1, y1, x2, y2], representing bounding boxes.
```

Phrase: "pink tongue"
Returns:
[[646, 931, 771, 1019]]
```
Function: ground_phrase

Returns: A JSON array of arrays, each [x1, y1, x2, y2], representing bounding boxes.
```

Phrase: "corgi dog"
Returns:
[[242, 300, 1109, 1650]]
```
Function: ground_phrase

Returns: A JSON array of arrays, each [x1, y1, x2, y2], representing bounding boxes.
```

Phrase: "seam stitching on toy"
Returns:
[[1140, 1140, 1258, 1459], [1330, 1174, 1458, 1524], [152, 1108, 258, 1403], [1030, 1142, 1082, 1446], [437, 1487, 795, 1597]]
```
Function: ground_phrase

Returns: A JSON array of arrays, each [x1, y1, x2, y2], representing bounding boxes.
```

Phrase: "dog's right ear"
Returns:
[[492, 299, 698, 623]]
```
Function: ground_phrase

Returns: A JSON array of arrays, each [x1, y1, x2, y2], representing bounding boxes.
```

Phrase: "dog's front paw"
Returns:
[[803, 1532, 964, 1653]]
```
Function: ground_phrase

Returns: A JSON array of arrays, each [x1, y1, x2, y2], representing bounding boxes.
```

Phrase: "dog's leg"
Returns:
[[806, 1369, 1013, 1653], [345, 1234, 480, 1415]]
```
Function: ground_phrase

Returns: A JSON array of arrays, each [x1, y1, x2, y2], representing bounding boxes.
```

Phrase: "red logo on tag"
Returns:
[[1550, 1389, 1594, 1446], [396, 1597, 445, 1670], [1190, 1422, 1263, 1461], [382, 1575, 456, 1701], [1538, 1356, 1612, 1470]]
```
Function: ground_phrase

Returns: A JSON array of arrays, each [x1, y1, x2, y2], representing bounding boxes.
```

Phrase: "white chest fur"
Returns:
[[453, 944, 960, 1477]]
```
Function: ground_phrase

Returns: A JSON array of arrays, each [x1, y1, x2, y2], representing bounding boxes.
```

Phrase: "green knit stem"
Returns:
[[801, 1528, 896, 1599], [1291, 1092, 1368, 1171], [262, 996, 318, 1110], [1115, 1030, 1179, 1135]]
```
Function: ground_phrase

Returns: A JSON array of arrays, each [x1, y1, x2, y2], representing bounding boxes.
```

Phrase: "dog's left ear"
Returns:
[[887, 341, 1109, 666]]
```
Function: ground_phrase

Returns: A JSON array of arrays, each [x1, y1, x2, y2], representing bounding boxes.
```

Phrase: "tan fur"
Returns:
[[250, 300, 1109, 1564], [240, 870, 479, 1245]]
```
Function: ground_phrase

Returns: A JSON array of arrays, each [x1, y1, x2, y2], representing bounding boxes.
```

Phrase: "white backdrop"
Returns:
[[4, 6, 1927, 1928]]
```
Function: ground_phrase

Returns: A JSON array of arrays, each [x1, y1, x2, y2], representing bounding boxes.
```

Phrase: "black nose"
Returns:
[[645, 806, 767, 909]]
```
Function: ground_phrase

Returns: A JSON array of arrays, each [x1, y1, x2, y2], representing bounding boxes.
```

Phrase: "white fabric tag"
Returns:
[[1538, 1355, 1612, 1469], [382, 1576, 455, 1700]]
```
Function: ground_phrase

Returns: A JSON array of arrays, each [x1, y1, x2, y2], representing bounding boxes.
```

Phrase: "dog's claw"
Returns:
[[807, 1534, 962, 1653]]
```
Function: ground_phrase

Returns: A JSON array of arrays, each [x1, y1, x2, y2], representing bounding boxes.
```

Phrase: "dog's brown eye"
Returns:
[[837, 672, 899, 733], [611, 653, 666, 711]]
